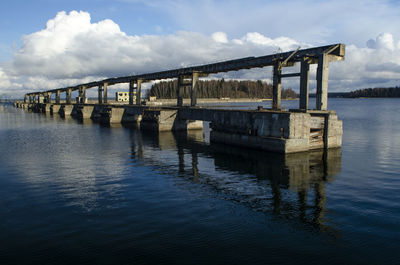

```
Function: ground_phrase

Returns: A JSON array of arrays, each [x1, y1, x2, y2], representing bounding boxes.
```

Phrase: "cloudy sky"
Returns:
[[1, 0, 400, 97]]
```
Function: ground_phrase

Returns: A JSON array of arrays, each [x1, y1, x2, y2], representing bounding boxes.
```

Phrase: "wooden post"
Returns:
[[103, 82, 108, 104], [98, 85, 103, 104], [66, 88, 71, 104], [136, 79, 142, 105], [47, 92, 52, 103], [56, 90, 60, 104], [177, 76, 183, 107], [191, 72, 199, 107], [272, 62, 282, 110], [299, 58, 310, 110], [129, 80, 135, 105], [316, 53, 329, 110], [24, 95, 27, 103], [80, 86, 86, 103]]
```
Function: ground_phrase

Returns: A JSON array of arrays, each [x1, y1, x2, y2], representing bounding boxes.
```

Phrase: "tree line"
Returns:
[[348, 86, 400, 98], [147, 79, 297, 99]]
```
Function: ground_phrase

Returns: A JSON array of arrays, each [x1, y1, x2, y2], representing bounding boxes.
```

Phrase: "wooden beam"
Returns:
[[316, 54, 329, 110], [280, 72, 301, 78], [299, 59, 310, 110], [129, 80, 135, 105], [272, 63, 282, 110], [191, 72, 199, 106], [136, 79, 142, 105]]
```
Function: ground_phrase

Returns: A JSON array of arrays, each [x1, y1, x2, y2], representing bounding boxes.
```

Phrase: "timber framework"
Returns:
[[15, 44, 345, 153]]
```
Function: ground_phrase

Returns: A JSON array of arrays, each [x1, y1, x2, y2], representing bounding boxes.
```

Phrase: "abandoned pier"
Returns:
[[14, 44, 345, 153]]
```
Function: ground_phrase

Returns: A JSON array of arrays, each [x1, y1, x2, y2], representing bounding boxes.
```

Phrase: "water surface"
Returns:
[[0, 99, 399, 264]]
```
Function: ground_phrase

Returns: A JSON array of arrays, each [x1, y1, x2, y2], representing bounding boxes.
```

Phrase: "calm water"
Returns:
[[0, 99, 399, 265]]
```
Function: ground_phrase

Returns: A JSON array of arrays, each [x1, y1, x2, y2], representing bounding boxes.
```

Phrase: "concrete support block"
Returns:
[[81, 106, 94, 119], [187, 120, 203, 130], [210, 131, 309, 153], [109, 108, 124, 123], [51, 104, 61, 115], [325, 112, 343, 148], [121, 106, 142, 124], [60, 105, 74, 116], [91, 105, 137, 124], [207, 110, 343, 153], [141, 109, 203, 132], [44, 104, 51, 113]]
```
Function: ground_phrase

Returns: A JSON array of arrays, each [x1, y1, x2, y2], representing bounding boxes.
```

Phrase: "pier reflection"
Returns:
[[130, 129, 342, 234]]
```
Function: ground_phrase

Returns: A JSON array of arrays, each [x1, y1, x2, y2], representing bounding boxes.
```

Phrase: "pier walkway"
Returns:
[[14, 44, 345, 153]]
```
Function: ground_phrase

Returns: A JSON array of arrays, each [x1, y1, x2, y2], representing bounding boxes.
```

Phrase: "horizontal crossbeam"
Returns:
[[280, 73, 301, 78]]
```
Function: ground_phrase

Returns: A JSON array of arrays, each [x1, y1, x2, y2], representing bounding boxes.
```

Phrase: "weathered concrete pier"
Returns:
[[14, 44, 345, 153]]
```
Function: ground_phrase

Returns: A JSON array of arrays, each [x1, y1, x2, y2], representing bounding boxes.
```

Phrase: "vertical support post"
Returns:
[[24, 95, 27, 103], [66, 88, 72, 104], [191, 72, 199, 107], [103, 82, 108, 104], [176, 76, 183, 107], [47, 92, 52, 103], [38, 93, 43, 103], [98, 85, 103, 104], [299, 58, 310, 110], [80, 86, 86, 103], [136, 79, 142, 105], [56, 90, 60, 104], [272, 63, 282, 110], [316, 53, 329, 110], [129, 80, 135, 105]]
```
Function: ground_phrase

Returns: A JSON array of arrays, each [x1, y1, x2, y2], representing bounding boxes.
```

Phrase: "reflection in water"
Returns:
[[130, 129, 342, 234], [0, 106, 131, 212]]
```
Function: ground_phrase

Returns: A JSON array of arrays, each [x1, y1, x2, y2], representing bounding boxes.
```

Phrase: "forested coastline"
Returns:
[[147, 79, 297, 99], [348, 86, 400, 98], [147, 79, 400, 99]]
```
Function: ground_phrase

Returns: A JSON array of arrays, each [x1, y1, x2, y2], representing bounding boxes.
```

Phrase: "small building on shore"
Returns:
[[116, 91, 135, 102]]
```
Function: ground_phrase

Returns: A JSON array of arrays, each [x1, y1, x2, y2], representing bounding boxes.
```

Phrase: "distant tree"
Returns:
[[147, 79, 296, 99], [348, 86, 400, 98]]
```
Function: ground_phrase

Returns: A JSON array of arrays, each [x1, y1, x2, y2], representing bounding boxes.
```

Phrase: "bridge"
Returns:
[[15, 43, 345, 153]]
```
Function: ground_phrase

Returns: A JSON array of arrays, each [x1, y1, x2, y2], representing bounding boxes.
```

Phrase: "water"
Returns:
[[0, 99, 399, 265]]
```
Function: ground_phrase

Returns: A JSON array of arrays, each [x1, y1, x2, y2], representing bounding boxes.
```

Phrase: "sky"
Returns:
[[1, 0, 400, 97]]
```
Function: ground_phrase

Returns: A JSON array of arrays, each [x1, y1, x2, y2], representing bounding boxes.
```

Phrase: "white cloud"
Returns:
[[0, 68, 12, 88], [211, 32, 228, 43], [239, 33, 300, 51], [131, 0, 400, 47], [1, 10, 400, 97], [367, 33, 395, 51]]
